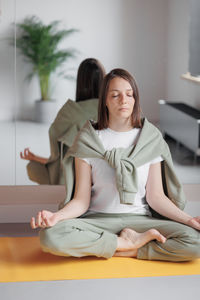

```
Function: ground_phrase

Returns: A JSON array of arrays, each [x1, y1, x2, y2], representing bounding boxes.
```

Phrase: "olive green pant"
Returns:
[[39, 213, 200, 261]]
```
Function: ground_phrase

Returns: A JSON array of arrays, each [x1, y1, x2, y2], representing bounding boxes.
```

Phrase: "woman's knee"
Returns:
[[185, 229, 200, 258], [39, 219, 77, 253], [174, 225, 200, 259], [39, 227, 56, 250]]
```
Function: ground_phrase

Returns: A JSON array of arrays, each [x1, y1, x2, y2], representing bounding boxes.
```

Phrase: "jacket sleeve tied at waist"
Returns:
[[103, 148, 138, 204]]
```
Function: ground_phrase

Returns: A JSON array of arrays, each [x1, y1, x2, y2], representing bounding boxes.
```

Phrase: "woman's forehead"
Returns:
[[108, 77, 132, 91]]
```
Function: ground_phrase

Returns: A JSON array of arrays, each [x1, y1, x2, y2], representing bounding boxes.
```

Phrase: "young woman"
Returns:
[[20, 58, 105, 184], [31, 69, 200, 261]]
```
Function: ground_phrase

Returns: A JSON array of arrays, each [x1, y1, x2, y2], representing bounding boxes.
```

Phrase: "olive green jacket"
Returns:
[[27, 98, 99, 184], [59, 118, 186, 218]]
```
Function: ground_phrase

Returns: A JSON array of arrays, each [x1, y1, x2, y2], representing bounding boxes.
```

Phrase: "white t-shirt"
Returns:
[[81, 127, 163, 216]]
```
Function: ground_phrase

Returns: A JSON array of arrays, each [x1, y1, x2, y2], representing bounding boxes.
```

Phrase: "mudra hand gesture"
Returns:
[[20, 148, 48, 164], [20, 148, 36, 161], [31, 210, 59, 229]]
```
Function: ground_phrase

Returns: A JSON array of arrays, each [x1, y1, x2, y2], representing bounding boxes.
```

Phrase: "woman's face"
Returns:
[[106, 77, 135, 122]]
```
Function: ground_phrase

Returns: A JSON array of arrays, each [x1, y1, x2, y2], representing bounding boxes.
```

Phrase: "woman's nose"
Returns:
[[120, 94, 127, 103]]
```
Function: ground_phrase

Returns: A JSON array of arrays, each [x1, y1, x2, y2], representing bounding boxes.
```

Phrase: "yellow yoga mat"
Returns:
[[1, 236, 200, 282]]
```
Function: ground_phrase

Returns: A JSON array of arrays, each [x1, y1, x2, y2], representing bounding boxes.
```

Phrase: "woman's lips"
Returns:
[[119, 107, 129, 111]]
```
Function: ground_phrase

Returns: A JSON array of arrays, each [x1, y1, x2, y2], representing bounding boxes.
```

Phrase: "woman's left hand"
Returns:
[[187, 217, 200, 230]]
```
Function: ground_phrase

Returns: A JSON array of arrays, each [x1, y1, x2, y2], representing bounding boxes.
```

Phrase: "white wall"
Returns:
[[120, 0, 168, 121], [166, 0, 200, 109], [0, 0, 168, 123], [0, 0, 15, 121]]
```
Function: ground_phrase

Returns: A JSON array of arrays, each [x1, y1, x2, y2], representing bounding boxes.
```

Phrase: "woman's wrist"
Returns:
[[54, 201, 87, 222], [151, 195, 192, 226], [168, 211, 191, 226], [53, 209, 74, 222], [54, 211, 63, 222], [35, 156, 48, 164], [181, 216, 192, 226]]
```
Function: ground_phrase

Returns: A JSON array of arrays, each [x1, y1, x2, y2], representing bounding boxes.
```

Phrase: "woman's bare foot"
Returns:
[[113, 249, 138, 257], [114, 228, 166, 257]]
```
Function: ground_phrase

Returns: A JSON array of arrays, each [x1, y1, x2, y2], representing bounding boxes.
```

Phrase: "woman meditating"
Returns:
[[20, 58, 105, 184], [31, 68, 200, 261]]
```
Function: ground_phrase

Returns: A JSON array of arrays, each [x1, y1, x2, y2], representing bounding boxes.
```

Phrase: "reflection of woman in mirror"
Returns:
[[20, 58, 106, 184], [31, 69, 200, 261]]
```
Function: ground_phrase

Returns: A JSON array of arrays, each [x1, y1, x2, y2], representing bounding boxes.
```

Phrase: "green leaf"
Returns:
[[14, 15, 79, 100]]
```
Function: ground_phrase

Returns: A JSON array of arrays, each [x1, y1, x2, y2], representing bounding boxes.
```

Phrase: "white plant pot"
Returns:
[[35, 100, 58, 124]]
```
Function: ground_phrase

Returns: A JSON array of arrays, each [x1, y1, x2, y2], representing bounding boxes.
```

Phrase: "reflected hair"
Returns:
[[76, 58, 106, 102], [96, 68, 142, 129]]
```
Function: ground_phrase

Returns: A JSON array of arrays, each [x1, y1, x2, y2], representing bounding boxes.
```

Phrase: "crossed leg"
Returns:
[[114, 228, 166, 257]]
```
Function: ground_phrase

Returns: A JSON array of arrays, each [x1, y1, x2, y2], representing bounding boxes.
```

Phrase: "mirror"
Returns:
[[0, 0, 15, 184], [1, 0, 199, 185], [189, 0, 200, 77]]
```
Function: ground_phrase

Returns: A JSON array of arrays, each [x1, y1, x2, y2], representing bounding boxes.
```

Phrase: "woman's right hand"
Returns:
[[30, 210, 59, 229], [20, 148, 37, 162], [20, 148, 48, 164]]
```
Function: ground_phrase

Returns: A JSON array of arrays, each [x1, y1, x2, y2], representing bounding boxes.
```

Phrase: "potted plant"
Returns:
[[16, 16, 78, 123]]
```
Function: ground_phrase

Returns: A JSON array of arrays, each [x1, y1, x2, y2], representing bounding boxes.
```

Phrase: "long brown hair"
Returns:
[[76, 58, 106, 102], [97, 68, 142, 129]]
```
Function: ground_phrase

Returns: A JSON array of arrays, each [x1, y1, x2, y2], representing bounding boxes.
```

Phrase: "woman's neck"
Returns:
[[108, 118, 133, 132]]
